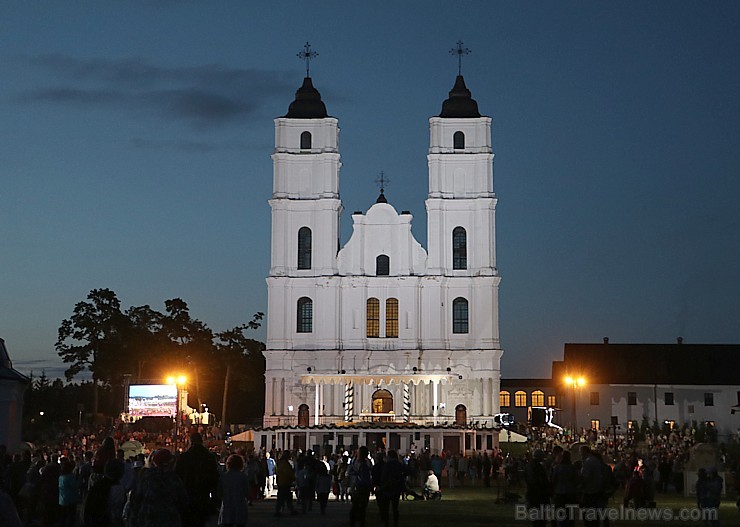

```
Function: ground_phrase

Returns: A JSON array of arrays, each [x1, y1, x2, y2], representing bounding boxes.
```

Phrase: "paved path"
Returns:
[[205, 496, 363, 527]]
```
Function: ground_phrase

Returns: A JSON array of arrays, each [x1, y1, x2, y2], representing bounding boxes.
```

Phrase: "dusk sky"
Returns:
[[2, 2, 739, 380]]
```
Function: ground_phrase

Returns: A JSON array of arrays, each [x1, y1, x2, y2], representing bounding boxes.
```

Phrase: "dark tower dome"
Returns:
[[439, 75, 481, 118], [285, 77, 328, 118]]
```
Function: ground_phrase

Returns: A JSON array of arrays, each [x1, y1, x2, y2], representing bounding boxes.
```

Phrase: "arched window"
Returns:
[[297, 227, 312, 270], [297, 404, 309, 426], [452, 227, 467, 270], [453, 131, 465, 149], [376, 254, 390, 276], [366, 298, 380, 338], [452, 297, 468, 334], [300, 131, 312, 150], [385, 298, 399, 338], [372, 389, 393, 421], [532, 390, 545, 407], [515, 390, 527, 407], [297, 297, 313, 333], [500, 391, 511, 408], [455, 404, 467, 426]]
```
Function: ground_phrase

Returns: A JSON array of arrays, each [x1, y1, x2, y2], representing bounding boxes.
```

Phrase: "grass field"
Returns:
[[239, 484, 740, 527]]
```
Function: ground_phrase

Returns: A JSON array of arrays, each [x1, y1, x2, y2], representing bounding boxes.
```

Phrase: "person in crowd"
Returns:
[[524, 450, 550, 527], [551, 450, 579, 527], [0, 487, 23, 527], [126, 449, 188, 527], [84, 458, 125, 527], [580, 446, 604, 527], [377, 449, 406, 527], [423, 469, 440, 500], [275, 450, 297, 516], [217, 454, 249, 527], [623, 456, 645, 508], [39, 453, 61, 526], [265, 451, 276, 498], [315, 460, 332, 515], [91, 437, 117, 489], [175, 432, 220, 527], [58, 457, 80, 527], [338, 453, 351, 502], [245, 453, 260, 505], [349, 446, 373, 527]]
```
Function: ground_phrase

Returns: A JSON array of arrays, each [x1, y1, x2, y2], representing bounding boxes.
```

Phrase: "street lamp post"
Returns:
[[167, 375, 187, 452], [564, 375, 586, 440]]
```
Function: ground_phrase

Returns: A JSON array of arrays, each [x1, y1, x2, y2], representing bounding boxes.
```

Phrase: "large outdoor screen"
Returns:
[[128, 384, 177, 417]]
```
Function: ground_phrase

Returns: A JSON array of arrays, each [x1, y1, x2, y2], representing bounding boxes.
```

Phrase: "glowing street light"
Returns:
[[166, 374, 188, 452], [564, 374, 587, 437]]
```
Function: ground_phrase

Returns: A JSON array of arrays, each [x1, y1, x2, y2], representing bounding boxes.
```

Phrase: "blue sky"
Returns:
[[2, 2, 739, 380]]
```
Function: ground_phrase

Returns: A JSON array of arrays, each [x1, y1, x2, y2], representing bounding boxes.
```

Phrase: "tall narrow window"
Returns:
[[385, 298, 399, 338], [547, 395, 557, 407], [452, 227, 467, 270], [455, 404, 467, 426], [590, 392, 600, 405], [453, 131, 465, 149], [366, 298, 380, 338], [515, 390, 527, 407], [297, 297, 313, 333], [500, 391, 511, 408], [376, 255, 390, 276], [297, 404, 309, 426], [300, 131, 312, 150], [452, 297, 468, 334], [298, 227, 312, 270], [532, 390, 545, 406]]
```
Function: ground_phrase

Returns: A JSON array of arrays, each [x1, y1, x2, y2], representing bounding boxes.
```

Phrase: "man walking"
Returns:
[[175, 432, 220, 527]]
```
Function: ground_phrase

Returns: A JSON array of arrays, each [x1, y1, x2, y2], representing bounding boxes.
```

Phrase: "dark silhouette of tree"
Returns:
[[55, 288, 127, 414], [216, 312, 264, 428], [123, 304, 167, 381]]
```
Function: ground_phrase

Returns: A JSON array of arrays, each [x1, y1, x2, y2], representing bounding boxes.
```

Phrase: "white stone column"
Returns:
[[433, 381, 439, 425], [315, 383, 321, 425]]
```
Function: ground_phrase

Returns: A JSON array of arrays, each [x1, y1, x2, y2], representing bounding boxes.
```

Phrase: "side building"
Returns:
[[552, 340, 740, 440], [0, 338, 30, 453], [257, 70, 504, 455]]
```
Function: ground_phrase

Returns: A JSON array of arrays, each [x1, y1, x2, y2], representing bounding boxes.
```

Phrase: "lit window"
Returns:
[[591, 419, 600, 431], [453, 131, 465, 149], [298, 227, 312, 270], [590, 392, 600, 405], [452, 227, 467, 270], [366, 298, 380, 338], [500, 391, 511, 408], [376, 255, 390, 276], [452, 297, 468, 334], [547, 395, 557, 407], [531, 390, 544, 406], [300, 131, 312, 150], [515, 390, 527, 407], [385, 298, 399, 338], [297, 297, 313, 333]]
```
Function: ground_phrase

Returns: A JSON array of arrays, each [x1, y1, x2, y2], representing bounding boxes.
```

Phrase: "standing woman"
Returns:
[[58, 458, 80, 527], [218, 455, 249, 527]]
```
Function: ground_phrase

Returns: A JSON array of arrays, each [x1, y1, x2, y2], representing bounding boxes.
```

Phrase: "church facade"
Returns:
[[258, 72, 504, 454]]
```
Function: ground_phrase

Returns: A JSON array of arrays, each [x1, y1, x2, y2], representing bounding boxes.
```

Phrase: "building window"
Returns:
[[590, 392, 600, 406], [665, 420, 676, 430], [627, 392, 637, 406], [300, 131, 312, 150], [531, 390, 544, 407], [452, 297, 469, 334], [591, 419, 600, 430], [452, 227, 467, 270], [455, 404, 467, 426], [297, 227, 312, 270], [547, 395, 557, 407], [500, 391, 511, 408], [376, 255, 390, 276], [296, 297, 313, 333], [704, 393, 714, 406], [385, 298, 399, 338], [664, 392, 674, 406], [628, 420, 638, 430], [453, 131, 465, 149], [514, 390, 527, 407], [297, 404, 309, 426], [366, 298, 380, 338]]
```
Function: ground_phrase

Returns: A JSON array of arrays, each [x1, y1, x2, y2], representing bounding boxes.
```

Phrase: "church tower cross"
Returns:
[[449, 40, 471, 76], [297, 42, 319, 77]]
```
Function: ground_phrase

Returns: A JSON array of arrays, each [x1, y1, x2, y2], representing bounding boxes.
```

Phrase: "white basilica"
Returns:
[[258, 70, 504, 455]]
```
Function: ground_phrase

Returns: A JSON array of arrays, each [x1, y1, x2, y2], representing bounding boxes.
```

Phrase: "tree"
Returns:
[[56, 288, 127, 413], [123, 304, 167, 381], [216, 312, 264, 429]]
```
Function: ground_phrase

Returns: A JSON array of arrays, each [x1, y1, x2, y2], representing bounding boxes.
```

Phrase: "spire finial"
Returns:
[[297, 42, 319, 78], [375, 171, 390, 203], [449, 40, 471, 76]]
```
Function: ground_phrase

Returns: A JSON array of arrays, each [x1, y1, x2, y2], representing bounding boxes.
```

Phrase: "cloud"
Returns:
[[16, 54, 295, 127]]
